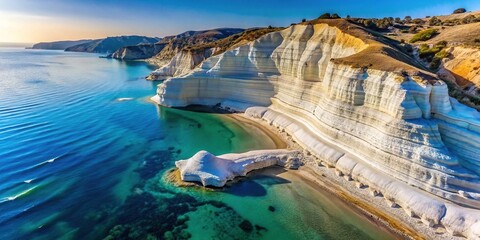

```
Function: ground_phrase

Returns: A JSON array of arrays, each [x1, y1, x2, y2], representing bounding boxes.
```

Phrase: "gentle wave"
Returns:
[[0, 180, 70, 225], [0, 122, 49, 134], [0, 102, 44, 113], [0, 185, 39, 203], [116, 97, 134, 102], [23, 179, 35, 184], [4, 155, 63, 175], [32, 156, 61, 168]]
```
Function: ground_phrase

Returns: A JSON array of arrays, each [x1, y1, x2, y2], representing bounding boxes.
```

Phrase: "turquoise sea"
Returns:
[[0, 48, 397, 239]]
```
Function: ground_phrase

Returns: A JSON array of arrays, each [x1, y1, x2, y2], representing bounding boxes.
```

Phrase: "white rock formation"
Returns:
[[148, 48, 218, 80], [175, 149, 299, 187], [155, 20, 480, 238]]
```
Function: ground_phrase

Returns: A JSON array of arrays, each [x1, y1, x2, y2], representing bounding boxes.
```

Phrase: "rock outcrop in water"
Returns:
[[175, 150, 299, 187], [154, 19, 480, 238]]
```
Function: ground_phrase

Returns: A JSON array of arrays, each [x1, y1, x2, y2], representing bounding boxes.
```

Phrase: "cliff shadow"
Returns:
[[443, 68, 473, 89], [224, 167, 290, 197]]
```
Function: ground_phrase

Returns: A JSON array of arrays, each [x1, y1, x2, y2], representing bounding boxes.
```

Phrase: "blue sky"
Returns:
[[1, 0, 479, 42]]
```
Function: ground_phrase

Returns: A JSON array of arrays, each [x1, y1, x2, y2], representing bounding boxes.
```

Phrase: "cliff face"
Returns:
[[64, 36, 159, 54], [30, 40, 92, 50], [147, 28, 244, 66], [147, 48, 218, 80], [153, 21, 480, 238], [108, 28, 244, 62], [439, 46, 480, 96], [108, 42, 168, 60], [146, 28, 283, 80]]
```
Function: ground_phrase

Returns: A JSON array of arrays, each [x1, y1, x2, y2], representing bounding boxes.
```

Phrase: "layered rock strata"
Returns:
[[64, 36, 158, 53], [108, 28, 243, 62], [148, 48, 218, 80], [146, 28, 282, 80], [108, 42, 168, 60], [154, 20, 480, 238], [245, 106, 480, 239]]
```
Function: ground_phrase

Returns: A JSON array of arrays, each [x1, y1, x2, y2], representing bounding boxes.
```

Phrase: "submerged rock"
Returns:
[[238, 220, 254, 232], [175, 149, 300, 187]]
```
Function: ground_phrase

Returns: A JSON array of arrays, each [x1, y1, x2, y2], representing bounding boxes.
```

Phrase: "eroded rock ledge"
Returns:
[[175, 149, 300, 187]]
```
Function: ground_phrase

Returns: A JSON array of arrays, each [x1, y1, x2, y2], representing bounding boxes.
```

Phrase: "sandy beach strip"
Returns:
[[224, 113, 287, 149]]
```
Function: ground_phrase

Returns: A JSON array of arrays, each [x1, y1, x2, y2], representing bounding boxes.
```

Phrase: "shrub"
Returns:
[[431, 49, 450, 69], [348, 17, 395, 30], [429, 16, 442, 26], [317, 13, 340, 19], [430, 57, 442, 70], [417, 42, 449, 70], [408, 26, 418, 33], [318, 13, 331, 19], [462, 15, 477, 24], [434, 49, 449, 59], [362, 19, 376, 29], [412, 18, 425, 24], [435, 40, 448, 48], [404, 16, 412, 23], [410, 29, 438, 43], [453, 8, 467, 14], [376, 17, 393, 29], [418, 44, 437, 60], [418, 43, 446, 59], [302, 18, 306, 22], [474, 38, 480, 44]]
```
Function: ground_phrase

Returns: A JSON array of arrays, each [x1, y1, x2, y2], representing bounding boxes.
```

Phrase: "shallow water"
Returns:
[[0, 48, 396, 239]]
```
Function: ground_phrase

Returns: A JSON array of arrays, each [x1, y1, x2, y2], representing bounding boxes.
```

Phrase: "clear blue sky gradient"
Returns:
[[2, 0, 480, 39]]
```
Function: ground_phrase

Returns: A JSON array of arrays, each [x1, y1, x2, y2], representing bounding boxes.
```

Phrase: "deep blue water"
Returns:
[[0, 48, 396, 240]]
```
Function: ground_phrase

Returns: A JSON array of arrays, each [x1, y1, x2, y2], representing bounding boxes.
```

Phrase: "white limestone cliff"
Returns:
[[155, 20, 480, 238], [148, 48, 217, 80]]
